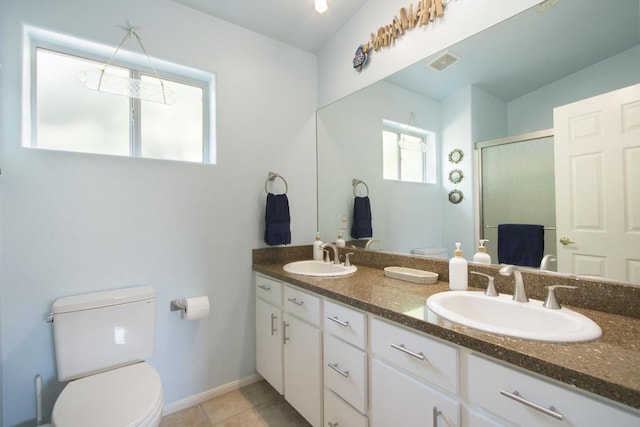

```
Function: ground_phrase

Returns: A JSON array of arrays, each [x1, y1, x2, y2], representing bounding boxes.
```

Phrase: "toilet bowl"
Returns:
[[52, 363, 163, 427]]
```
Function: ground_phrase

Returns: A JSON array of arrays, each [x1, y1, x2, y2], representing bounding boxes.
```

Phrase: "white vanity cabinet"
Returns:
[[255, 274, 323, 427], [466, 354, 640, 427], [255, 274, 284, 393], [370, 317, 461, 427]]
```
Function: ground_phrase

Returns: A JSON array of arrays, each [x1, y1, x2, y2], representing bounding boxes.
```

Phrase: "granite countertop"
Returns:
[[253, 261, 640, 411]]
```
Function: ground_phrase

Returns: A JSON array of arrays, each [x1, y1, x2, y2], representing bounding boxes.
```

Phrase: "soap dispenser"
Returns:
[[335, 233, 346, 248], [473, 239, 492, 265], [313, 233, 324, 260], [449, 242, 468, 291]]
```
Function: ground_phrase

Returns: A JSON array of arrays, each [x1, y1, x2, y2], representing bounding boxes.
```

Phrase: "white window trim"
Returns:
[[22, 25, 217, 163], [382, 119, 436, 184]]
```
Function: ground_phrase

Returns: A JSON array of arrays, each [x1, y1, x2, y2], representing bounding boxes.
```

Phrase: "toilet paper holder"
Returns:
[[170, 299, 186, 312]]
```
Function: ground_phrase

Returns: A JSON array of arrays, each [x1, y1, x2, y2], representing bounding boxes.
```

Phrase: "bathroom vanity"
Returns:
[[253, 246, 640, 427]]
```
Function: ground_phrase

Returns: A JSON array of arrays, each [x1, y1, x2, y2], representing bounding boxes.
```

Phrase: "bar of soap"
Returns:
[[384, 266, 439, 284]]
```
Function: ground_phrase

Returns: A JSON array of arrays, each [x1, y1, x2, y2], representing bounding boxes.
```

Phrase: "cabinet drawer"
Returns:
[[370, 317, 458, 394], [467, 354, 640, 427], [255, 274, 283, 306], [324, 299, 367, 349], [284, 285, 321, 326], [324, 333, 367, 414], [324, 389, 368, 427]]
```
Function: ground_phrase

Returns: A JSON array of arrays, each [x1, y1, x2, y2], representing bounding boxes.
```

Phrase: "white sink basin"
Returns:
[[283, 260, 357, 277], [426, 291, 602, 343]]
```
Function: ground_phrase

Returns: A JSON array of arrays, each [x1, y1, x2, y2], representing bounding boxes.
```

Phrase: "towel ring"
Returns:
[[265, 172, 288, 195], [352, 179, 369, 197]]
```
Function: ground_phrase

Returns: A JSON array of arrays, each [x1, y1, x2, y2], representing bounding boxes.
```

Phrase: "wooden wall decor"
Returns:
[[353, 0, 446, 72]]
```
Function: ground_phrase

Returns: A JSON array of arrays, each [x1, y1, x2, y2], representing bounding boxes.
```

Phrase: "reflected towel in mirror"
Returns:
[[497, 224, 544, 267], [351, 196, 372, 239]]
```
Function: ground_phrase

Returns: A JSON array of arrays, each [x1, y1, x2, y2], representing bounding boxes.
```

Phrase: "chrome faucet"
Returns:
[[321, 242, 340, 264], [499, 265, 528, 302]]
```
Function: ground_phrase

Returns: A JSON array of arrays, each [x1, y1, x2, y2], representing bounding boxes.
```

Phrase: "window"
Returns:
[[382, 120, 436, 184], [27, 29, 215, 163]]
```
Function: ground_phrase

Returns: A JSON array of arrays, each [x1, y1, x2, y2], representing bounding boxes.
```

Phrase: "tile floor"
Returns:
[[160, 380, 311, 427]]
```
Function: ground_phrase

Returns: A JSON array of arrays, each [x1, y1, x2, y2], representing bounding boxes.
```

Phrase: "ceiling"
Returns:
[[173, 0, 368, 53]]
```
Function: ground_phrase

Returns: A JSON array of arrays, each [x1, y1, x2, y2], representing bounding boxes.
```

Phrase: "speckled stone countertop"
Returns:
[[253, 246, 640, 411]]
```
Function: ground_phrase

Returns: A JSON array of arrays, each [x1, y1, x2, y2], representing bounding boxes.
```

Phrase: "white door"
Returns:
[[553, 83, 640, 283]]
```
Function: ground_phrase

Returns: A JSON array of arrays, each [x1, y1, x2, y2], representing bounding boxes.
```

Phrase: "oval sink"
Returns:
[[283, 260, 357, 277], [426, 291, 602, 343]]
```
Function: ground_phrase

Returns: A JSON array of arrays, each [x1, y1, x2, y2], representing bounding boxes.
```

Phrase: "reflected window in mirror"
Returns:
[[382, 120, 436, 184]]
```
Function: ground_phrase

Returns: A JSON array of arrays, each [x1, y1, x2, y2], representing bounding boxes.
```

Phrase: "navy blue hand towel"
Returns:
[[351, 196, 373, 239], [497, 224, 544, 267], [264, 193, 291, 246]]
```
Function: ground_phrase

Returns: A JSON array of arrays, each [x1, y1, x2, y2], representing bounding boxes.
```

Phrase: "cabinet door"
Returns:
[[283, 313, 322, 427], [371, 359, 460, 427], [256, 298, 283, 394]]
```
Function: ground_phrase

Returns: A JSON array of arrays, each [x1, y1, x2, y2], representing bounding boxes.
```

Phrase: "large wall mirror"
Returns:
[[317, 0, 640, 283]]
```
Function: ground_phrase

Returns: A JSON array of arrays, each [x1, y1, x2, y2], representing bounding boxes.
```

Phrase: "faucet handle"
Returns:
[[543, 285, 578, 309], [470, 271, 498, 297], [344, 253, 354, 267], [323, 249, 331, 263]]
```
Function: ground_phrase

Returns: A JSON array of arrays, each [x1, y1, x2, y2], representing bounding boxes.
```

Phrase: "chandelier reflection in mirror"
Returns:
[[398, 113, 428, 152], [77, 23, 178, 105]]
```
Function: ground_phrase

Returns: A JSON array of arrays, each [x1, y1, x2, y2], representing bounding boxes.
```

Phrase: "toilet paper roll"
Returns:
[[181, 296, 210, 320]]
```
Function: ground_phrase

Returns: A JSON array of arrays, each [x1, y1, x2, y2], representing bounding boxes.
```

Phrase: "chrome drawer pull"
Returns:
[[257, 284, 271, 291], [270, 313, 278, 336], [287, 297, 304, 306], [500, 390, 564, 421], [433, 406, 442, 426], [328, 422, 339, 427], [327, 363, 350, 378], [390, 343, 425, 360], [327, 315, 350, 327]]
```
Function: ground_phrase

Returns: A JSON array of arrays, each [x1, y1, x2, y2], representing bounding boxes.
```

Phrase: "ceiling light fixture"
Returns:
[[315, 0, 328, 14]]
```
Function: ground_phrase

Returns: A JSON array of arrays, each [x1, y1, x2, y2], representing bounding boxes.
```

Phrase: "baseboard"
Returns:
[[162, 373, 264, 416]]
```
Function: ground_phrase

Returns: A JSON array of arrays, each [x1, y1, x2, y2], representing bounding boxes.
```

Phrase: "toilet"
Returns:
[[50, 286, 163, 427]]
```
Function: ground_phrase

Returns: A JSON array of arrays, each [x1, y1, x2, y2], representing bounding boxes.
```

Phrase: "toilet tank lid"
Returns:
[[52, 286, 155, 314]]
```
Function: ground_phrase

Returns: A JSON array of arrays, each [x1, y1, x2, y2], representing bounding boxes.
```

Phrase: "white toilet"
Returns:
[[50, 286, 163, 427]]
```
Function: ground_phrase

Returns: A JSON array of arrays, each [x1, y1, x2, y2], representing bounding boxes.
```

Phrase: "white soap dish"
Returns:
[[384, 266, 439, 285]]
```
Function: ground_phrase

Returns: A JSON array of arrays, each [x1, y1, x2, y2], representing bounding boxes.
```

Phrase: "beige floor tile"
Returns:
[[213, 399, 311, 427], [160, 405, 211, 427]]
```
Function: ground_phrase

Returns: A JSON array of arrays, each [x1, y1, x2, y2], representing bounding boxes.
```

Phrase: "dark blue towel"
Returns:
[[264, 193, 291, 246], [351, 196, 372, 239], [497, 224, 544, 268]]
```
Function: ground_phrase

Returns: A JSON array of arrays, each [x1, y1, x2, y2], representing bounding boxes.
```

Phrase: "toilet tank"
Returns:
[[52, 286, 156, 381]]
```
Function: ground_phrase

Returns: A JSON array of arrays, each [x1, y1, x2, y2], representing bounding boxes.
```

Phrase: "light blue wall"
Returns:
[[0, 1, 317, 425], [508, 45, 640, 135], [317, 81, 442, 254]]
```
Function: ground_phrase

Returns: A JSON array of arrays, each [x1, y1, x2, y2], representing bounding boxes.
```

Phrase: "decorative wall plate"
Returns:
[[449, 169, 463, 184], [448, 148, 464, 164], [448, 189, 464, 204]]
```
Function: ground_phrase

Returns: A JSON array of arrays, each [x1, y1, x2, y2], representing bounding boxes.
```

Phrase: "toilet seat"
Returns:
[[52, 362, 163, 427]]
